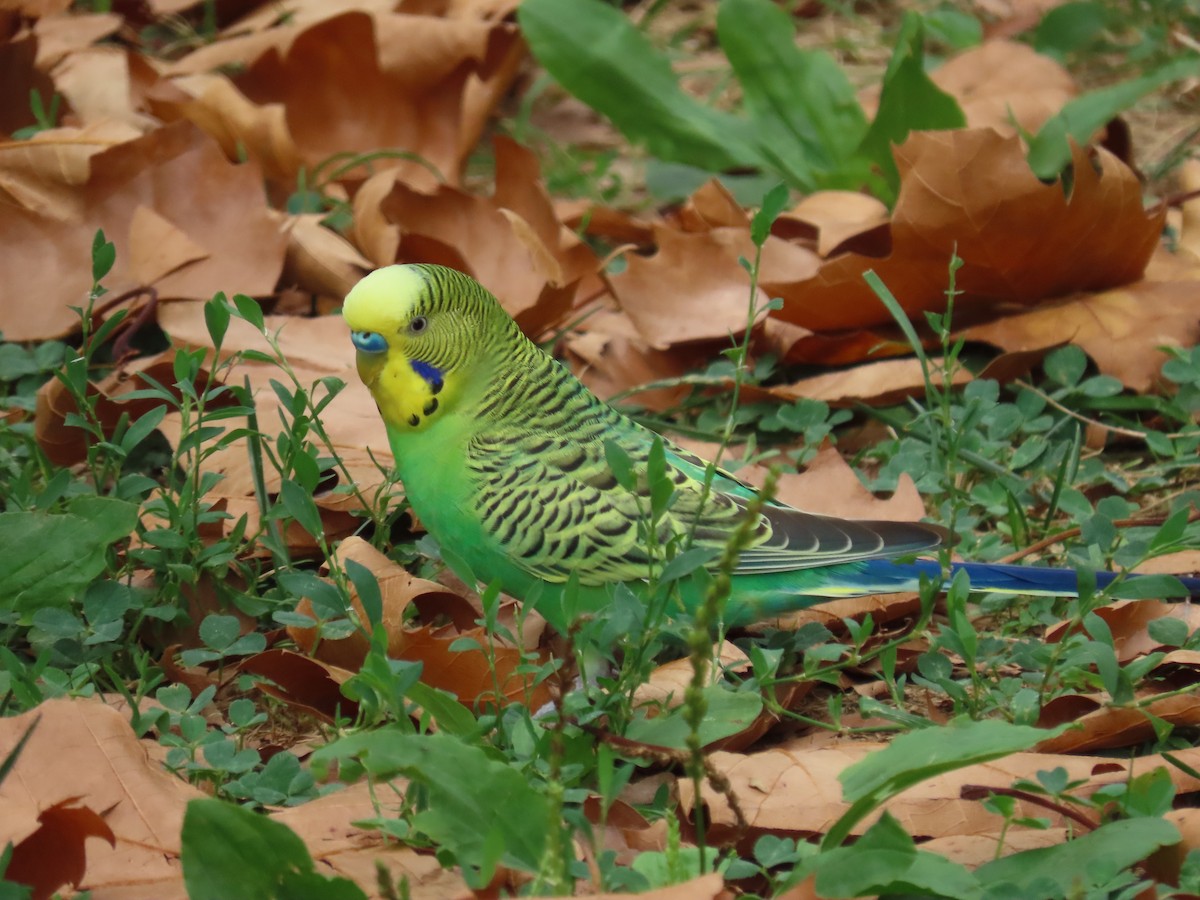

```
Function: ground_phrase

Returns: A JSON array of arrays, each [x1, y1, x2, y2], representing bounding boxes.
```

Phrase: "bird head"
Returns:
[[343, 264, 492, 431]]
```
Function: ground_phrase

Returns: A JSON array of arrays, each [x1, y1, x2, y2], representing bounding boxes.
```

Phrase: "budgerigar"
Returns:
[[343, 264, 1200, 630]]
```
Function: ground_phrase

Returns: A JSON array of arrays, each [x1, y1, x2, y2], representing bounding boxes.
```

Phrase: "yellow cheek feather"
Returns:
[[344, 264, 453, 431], [363, 349, 451, 431]]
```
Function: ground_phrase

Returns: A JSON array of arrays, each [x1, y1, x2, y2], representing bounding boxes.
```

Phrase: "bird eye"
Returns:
[[408, 316, 428, 335]]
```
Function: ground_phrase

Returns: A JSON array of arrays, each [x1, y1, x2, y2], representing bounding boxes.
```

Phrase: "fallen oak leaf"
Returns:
[[1036, 691, 1200, 754], [0, 699, 203, 896], [0, 121, 287, 342], [152, 72, 304, 188], [240, 648, 359, 724], [684, 740, 1200, 842], [34, 344, 229, 467], [961, 276, 1200, 391], [280, 212, 373, 300], [176, 11, 520, 189], [607, 224, 819, 348], [0, 35, 57, 136], [30, 10, 122, 70], [4, 798, 116, 900], [353, 136, 597, 334], [928, 40, 1077, 137], [767, 130, 1163, 334]]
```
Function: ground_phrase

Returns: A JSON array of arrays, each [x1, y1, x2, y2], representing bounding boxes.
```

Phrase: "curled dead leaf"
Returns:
[[608, 225, 819, 349], [241, 648, 359, 724], [34, 347, 227, 468], [685, 741, 1200, 843], [768, 131, 1163, 335], [352, 136, 597, 334], [0, 122, 287, 342], [930, 40, 1077, 137], [281, 213, 372, 300], [171, 11, 520, 189], [962, 277, 1200, 391]]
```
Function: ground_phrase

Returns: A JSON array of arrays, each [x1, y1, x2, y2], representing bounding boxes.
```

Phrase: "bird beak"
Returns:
[[355, 351, 384, 388]]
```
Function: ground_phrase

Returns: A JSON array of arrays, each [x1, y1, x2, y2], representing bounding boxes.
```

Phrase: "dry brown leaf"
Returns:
[[222, 0, 399, 35], [240, 648, 360, 724], [0, 698, 472, 899], [982, 0, 1074, 38], [563, 306, 716, 411], [353, 137, 597, 334], [527, 873, 726, 900], [684, 741, 1200, 841], [559, 199, 658, 245], [962, 276, 1200, 391], [673, 443, 928, 523], [0, 119, 141, 218], [1178, 160, 1200, 265], [765, 355, 972, 407], [287, 537, 466, 666], [1146, 808, 1200, 887], [674, 178, 748, 232], [634, 642, 750, 709], [51, 45, 158, 131], [0, 699, 202, 897], [0, 122, 287, 342], [751, 592, 923, 634], [780, 190, 890, 258], [286, 537, 550, 709], [281, 212, 373, 299], [1044, 599, 1200, 662], [0, 35, 56, 136], [767, 131, 1163, 336], [1037, 691, 1200, 753], [171, 11, 519, 189], [31, 11, 121, 69], [396, 614, 553, 709], [155, 72, 304, 186], [4, 798, 115, 900], [608, 226, 819, 349], [919, 828, 1069, 869], [2, 0, 73, 18], [127, 204, 210, 284], [270, 780, 472, 897], [34, 347, 229, 467], [1136, 550, 1200, 577], [931, 41, 1077, 137], [630, 641, 807, 752]]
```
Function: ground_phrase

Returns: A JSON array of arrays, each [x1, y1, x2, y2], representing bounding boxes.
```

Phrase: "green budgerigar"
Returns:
[[343, 264, 1198, 629]]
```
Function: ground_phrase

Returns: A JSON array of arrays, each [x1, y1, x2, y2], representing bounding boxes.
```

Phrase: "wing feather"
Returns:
[[466, 424, 949, 586]]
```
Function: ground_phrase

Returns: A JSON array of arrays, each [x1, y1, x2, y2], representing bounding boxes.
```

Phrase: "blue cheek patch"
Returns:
[[410, 359, 444, 394], [351, 331, 388, 353]]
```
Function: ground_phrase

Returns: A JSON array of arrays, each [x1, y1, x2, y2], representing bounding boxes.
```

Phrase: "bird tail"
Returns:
[[858, 558, 1200, 599], [720, 557, 1200, 627]]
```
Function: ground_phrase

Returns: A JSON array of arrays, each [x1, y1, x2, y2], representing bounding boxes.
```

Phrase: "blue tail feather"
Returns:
[[858, 558, 1200, 598]]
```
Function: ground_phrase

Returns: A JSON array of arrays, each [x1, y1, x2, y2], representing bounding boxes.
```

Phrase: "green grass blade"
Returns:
[[519, 0, 758, 173], [718, 0, 868, 190]]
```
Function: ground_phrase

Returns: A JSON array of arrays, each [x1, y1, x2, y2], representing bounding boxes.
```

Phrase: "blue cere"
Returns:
[[352, 331, 388, 353]]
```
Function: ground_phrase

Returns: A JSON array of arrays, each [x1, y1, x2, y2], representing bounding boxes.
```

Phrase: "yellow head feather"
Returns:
[[343, 264, 456, 433], [342, 264, 427, 337]]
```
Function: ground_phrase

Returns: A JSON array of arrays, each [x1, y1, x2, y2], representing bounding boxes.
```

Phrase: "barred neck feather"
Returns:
[[472, 327, 623, 440]]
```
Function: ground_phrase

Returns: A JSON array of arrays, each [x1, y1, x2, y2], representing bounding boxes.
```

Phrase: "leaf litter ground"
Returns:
[[2, 0, 1200, 897]]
